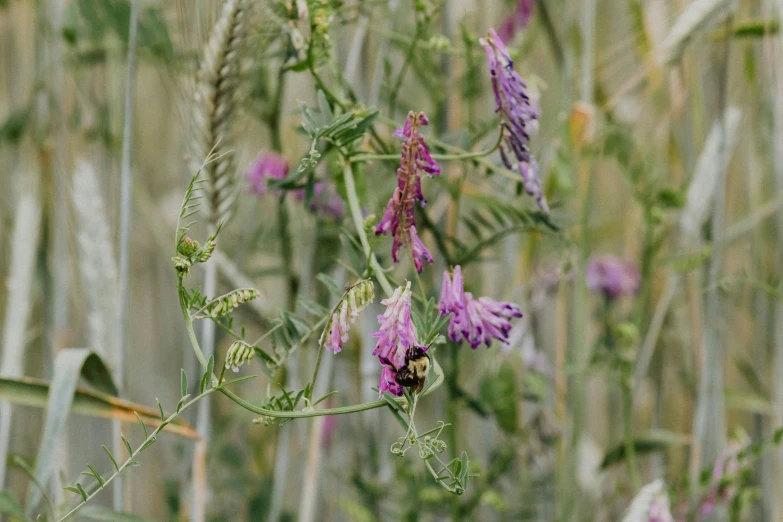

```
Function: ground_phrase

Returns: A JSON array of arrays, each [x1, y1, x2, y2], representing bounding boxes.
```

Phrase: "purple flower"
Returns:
[[306, 181, 344, 220], [376, 111, 440, 273], [439, 265, 523, 348], [481, 29, 549, 215], [372, 282, 430, 397], [246, 152, 344, 220], [246, 152, 290, 196], [379, 364, 405, 397], [497, 0, 536, 43], [373, 282, 418, 370], [586, 255, 640, 300]]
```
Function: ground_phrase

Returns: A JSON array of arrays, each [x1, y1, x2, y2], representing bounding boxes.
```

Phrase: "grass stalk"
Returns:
[[0, 188, 42, 490]]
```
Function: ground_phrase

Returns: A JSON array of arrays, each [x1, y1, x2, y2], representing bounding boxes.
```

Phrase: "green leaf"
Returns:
[[600, 439, 669, 469], [458, 452, 469, 484], [64, 484, 87, 503], [156, 398, 165, 421], [734, 357, 768, 398], [313, 390, 339, 407], [126, 461, 144, 467], [139, 437, 157, 453], [181, 369, 188, 398], [0, 108, 31, 146], [0, 490, 26, 520], [84, 464, 105, 488], [102, 445, 120, 472], [176, 394, 190, 413], [134, 411, 148, 438], [316, 273, 343, 296], [121, 435, 133, 457], [205, 356, 215, 389]]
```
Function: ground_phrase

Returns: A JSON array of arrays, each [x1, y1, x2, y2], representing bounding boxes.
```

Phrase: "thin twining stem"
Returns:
[[57, 386, 221, 522], [351, 126, 503, 164], [342, 158, 395, 297], [220, 356, 444, 419]]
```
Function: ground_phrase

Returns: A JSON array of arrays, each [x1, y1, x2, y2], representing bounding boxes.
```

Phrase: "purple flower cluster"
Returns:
[[246, 151, 290, 196], [586, 255, 640, 300], [497, 0, 536, 43], [375, 111, 440, 273], [439, 265, 523, 348], [481, 29, 549, 215], [245, 151, 344, 219], [372, 282, 426, 396]]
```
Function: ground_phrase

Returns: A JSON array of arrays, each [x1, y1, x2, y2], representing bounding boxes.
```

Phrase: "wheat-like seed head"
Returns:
[[193, 0, 250, 226]]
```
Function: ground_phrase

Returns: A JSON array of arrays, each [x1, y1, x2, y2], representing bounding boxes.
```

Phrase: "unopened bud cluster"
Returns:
[[207, 288, 261, 318], [225, 341, 254, 373], [172, 236, 217, 275]]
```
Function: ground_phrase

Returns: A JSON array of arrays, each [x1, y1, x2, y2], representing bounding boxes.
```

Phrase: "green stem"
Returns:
[[57, 387, 218, 522], [222, 356, 444, 419], [306, 343, 325, 402], [185, 315, 209, 371], [376, 115, 521, 183], [342, 158, 394, 297], [350, 130, 502, 163], [623, 384, 641, 491]]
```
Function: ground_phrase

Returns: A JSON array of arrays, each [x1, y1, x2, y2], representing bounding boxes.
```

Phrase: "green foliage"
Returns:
[[453, 198, 558, 266], [410, 297, 451, 348], [62, 0, 174, 62], [0, 490, 25, 520], [479, 363, 519, 435], [0, 108, 30, 147]]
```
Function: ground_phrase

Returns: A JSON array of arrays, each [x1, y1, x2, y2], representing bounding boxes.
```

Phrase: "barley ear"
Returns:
[[193, 0, 250, 226]]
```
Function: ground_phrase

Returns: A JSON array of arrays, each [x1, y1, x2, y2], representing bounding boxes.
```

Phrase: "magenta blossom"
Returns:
[[306, 181, 344, 220], [246, 152, 289, 196], [586, 255, 640, 300], [246, 152, 344, 220], [373, 282, 417, 370], [372, 282, 429, 396], [439, 265, 523, 349], [375, 111, 440, 273], [379, 364, 405, 397], [481, 29, 549, 215], [497, 0, 536, 43]]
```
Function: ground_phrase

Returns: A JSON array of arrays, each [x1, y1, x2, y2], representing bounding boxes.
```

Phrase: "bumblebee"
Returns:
[[395, 346, 430, 394]]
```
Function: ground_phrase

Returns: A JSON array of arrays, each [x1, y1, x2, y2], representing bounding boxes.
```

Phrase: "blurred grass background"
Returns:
[[0, 0, 782, 520]]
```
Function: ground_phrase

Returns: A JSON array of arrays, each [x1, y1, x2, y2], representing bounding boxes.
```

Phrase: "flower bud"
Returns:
[[225, 340, 255, 373], [195, 239, 216, 263], [178, 237, 200, 257], [172, 256, 192, 275], [207, 288, 261, 318]]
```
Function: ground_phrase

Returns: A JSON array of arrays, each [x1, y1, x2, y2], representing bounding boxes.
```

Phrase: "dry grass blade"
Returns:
[[72, 161, 120, 375], [679, 107, 741, 245], [658, 0, 735, 66], [0, 188, 42, 490], [193, 0, 250, 226]]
